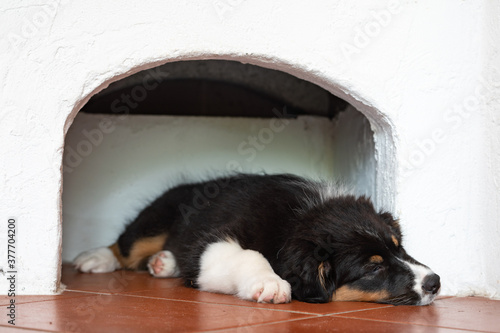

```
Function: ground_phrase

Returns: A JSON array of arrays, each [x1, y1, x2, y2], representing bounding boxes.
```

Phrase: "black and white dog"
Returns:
[[74, 173, 440, 305]]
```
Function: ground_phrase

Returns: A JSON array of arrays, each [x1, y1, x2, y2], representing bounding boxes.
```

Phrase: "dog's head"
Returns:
[[282, 196, 440, 305]]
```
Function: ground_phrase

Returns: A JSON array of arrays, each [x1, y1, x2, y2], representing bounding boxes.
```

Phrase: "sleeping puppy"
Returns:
[[74, 173, 440, 305]]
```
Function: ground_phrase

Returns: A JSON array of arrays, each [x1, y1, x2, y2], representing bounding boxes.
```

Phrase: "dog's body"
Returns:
[[75, 174, 440, 305]]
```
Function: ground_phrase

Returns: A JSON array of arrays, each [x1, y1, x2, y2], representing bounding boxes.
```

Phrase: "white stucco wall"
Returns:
[[0, 0, 499, 297]]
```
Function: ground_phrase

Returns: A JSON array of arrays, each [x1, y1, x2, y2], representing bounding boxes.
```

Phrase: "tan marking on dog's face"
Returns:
[[109, 234, 167, 270], [332, 286, 390, 302], [369, 255, 384, 264], [391, 235, 399, 247]]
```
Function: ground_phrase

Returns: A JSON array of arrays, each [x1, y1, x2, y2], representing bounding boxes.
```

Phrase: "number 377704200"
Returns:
[[7, 218, 16, 270]]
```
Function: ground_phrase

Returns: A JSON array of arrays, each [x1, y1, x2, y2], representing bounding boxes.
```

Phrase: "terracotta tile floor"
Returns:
[[1, 265, 499, 332]]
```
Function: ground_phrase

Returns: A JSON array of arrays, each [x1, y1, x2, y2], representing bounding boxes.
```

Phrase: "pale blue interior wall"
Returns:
[[62, 110, 375, 261]]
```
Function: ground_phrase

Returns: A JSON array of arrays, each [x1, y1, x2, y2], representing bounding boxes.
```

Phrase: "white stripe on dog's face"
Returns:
[[403, 261, 439, 305]]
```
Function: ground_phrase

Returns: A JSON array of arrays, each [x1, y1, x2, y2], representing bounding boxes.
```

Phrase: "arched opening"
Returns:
[[61, 59, 394, 264]]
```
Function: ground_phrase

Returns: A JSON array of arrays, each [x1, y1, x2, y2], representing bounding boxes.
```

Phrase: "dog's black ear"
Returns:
[[281, 240, 336, 303], [379, 211, 400, 230], [379, 211, 402, 240]]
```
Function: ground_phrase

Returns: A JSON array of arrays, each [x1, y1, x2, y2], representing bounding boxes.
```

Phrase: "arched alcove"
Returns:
[[61, 58, 396, 263], [1, 0, 498, 300]]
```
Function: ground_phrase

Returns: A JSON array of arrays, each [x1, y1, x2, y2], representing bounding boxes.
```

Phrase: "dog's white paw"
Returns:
[[147, 251, 180, 278], [240, 274, 292, 304], [73, 247, 120, 273]]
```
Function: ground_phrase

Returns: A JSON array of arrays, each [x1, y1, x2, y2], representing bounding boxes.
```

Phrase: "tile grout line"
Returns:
[[0, 293, 93, 306], [65, 288, 398, 316], [63, 289, 130, 298], [18, 287, 454, 320], [106, 292, 327, 316], [197, 306, 410, 333], [330, 314, 491, 333], [320, 304, 395, 316], [197, 316, 324, 333], [203, 314, 492, 333], [0, 322, 61, 332], [66, 289, 321, 315], [49, 285, 492, 332], [7, 288, 498, 333]]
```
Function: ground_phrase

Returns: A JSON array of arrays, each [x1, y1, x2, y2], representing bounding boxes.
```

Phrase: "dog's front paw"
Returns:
[[73, 247, 120, 273], [147, 251, 180, 278], [240, 274, 292, 304]]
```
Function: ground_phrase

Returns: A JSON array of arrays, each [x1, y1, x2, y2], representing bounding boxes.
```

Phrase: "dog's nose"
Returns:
[[422, 273, 441, 294]]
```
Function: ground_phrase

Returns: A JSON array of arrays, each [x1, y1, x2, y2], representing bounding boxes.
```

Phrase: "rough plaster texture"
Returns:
[[0, 0, 499, 297]]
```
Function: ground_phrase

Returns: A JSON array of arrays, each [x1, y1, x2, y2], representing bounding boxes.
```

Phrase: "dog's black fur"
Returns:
[[101, 175, 439, 304], [99, 173, 441, 305]]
